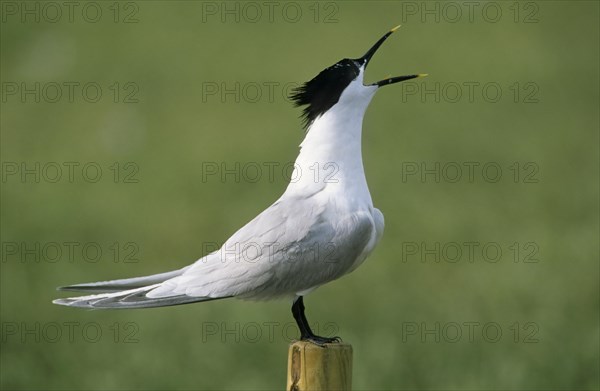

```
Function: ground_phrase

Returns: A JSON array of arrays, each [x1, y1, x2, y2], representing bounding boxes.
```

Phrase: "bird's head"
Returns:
[[290, 25, 426, 129]]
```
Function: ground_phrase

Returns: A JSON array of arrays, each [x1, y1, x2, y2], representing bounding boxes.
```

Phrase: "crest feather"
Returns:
[[290, 59, 360, 130]]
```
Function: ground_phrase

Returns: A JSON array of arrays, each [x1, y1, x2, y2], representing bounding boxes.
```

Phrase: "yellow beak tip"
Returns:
[[390, 25, 402, 33]]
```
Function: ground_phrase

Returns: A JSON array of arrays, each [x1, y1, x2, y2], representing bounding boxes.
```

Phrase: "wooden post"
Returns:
[[286, 341, 353, 391]]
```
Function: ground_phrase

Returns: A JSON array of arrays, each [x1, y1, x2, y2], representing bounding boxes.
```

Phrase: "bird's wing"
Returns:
[[54, 196, 376, 308], [147, 196, 376, 300], [52, 196, 314, 308]]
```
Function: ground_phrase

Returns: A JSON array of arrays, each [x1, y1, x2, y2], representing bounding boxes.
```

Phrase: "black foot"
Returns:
[[301, 334, 342, 346], [292, 296, 342, 346]]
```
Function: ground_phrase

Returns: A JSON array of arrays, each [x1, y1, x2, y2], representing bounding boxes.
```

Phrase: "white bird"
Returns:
[[53, 26, 425, 344]]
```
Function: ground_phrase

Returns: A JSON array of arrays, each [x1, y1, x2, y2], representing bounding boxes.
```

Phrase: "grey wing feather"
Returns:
[[148, 196, 376, 300], [53, 283, 228, 309], [57, 266, 191, 293]]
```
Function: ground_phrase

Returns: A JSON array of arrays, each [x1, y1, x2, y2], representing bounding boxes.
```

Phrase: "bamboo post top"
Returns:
[[286, 341, 353, 391]]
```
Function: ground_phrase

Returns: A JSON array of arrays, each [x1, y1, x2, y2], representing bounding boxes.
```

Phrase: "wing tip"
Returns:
[[53, 286, 227, 309], [56, 284, 113, 293], [52, 298, 94, 309]]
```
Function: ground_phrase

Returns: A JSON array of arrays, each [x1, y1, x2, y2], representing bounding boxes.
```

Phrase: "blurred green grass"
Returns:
[[1, 1, 598, 390]]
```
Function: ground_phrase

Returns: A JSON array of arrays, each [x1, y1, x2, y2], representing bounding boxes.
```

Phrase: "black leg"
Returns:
[[291, 296, 341, 345]]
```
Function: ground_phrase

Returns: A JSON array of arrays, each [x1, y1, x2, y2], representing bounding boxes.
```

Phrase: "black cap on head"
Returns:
[[289, 59, 360, 129]]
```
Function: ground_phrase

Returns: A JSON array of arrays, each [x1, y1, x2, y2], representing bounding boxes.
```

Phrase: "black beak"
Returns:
[[356, 25, 427, 87]]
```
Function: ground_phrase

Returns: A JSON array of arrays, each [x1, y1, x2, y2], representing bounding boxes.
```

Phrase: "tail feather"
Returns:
[[53, 266, 231, 309], [57, 267, 191, 293], [53, 283, 227, 309]]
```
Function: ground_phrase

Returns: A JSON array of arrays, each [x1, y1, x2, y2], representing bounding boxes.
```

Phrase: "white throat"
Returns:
[[284, 69, 378, 207]]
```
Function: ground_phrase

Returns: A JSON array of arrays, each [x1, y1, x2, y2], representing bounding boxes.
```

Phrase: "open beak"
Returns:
[[357, 25, 427, 87]]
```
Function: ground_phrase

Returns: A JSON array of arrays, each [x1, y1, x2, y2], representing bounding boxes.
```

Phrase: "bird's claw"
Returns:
[[302, 335, 342, 346]]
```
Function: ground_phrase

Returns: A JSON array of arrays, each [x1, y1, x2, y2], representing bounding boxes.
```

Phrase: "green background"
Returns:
[[1, 1, 598, 390]]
